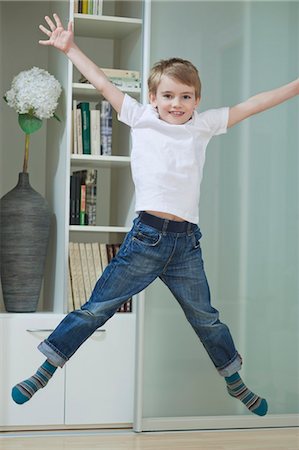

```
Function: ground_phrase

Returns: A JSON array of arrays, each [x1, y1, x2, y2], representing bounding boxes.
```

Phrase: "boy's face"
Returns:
[[149, 75, 200, 125]]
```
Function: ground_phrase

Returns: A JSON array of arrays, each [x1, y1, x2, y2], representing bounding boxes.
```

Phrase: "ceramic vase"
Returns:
[[0, 172, 51, 312]]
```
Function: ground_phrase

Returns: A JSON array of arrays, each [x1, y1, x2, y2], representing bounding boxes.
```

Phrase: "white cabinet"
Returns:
[[0, 314, 65, 427], [0, 312, 136, 428], [65, 314, 136, 425]]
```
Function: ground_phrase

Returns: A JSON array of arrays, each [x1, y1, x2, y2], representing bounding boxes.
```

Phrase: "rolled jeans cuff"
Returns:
[[217, 353, 242, 377], [38, 340, 68, 368]]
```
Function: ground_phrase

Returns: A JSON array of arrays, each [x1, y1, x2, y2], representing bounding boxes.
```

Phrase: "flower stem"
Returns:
[[23, 134, 30, 173]]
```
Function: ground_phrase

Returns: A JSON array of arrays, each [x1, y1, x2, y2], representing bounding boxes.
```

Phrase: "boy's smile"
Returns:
[[149, 75, 200, 125]]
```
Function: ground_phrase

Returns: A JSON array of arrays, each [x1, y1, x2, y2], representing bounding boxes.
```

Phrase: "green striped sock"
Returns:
[[225, 373, 268, 416], [12, 360, 57, 405]]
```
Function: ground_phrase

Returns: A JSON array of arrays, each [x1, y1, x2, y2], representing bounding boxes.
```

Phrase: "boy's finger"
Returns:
[[67, 20, 73, 32], [45, 15, 56, 31], [39, 40, 51, 46], [39, 24, 51, 36], [53, 13, 62, 28]]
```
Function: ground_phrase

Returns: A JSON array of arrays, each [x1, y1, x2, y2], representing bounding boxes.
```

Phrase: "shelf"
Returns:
[[73, 82, 140, 100], [74, 14, 142, 39], [69, 225, 131, 233], [71, 154, 131, 168]]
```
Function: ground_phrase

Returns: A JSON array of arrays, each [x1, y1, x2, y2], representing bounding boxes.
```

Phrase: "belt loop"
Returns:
[[162, 219, 169, 235], [187, 222, 192, 235]]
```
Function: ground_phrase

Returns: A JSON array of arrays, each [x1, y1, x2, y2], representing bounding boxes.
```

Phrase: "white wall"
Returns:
[[0, 1, 51, 311]]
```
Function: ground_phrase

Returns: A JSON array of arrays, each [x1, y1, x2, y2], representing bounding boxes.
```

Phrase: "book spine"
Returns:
[[86, 243, 97, 288], [85, 169, 97, 226], [69, 175, 76, 225], [72, 100, 78, 154], [90, 109, 101, 155], [92, 242, 103, 279], [69, 242, 81, 310], [79, 242, 92, 300], [82, 0, 88, 14], [78, 102, 91, 154], [100, 101, 112, 155], [80, 184, 86, 225]]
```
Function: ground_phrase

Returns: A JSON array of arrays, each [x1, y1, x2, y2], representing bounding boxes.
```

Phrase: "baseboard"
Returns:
[[139, 414, 299, 432]]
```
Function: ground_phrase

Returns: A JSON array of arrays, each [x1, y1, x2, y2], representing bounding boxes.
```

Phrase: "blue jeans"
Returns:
[[38, 213, 242, 377]]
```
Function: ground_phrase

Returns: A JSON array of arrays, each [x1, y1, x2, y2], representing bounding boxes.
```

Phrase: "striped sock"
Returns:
[[225, 373, 268, 416], [12, 360, 57, 405]]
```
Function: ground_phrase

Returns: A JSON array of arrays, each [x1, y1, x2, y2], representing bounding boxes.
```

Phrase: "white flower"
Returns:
[[5, 67, 62, 120]]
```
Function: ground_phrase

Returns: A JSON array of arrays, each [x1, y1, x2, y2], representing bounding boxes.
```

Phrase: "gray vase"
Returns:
[[0, 172, 51, 312]]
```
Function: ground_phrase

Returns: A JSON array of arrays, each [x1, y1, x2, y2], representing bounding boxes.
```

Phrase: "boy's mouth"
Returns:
[[170, 111, 184, 116]]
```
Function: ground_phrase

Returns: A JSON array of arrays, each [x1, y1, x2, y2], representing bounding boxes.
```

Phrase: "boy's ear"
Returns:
[[195, 96, 201, 108], [149, 93, 157, 107]]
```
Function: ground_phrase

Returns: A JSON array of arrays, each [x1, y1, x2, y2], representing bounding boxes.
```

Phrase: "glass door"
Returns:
[[135, 0, 299, 431]]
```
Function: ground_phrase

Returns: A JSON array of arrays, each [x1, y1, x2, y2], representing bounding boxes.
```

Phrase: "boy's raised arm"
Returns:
[[39, 13, 125, 114], [228, 78, 299, 128]]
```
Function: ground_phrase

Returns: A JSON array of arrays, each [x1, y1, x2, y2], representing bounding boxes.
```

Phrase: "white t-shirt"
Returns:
[[118, 94, 229, 224]]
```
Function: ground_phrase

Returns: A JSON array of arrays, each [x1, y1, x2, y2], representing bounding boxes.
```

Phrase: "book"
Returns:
[[77, 102, 91, 154], [73, 242, 86, 306], [69, 242, 81, 310], [98, 100, 112, 155], [99, 243, 109, 271], [80, 184, 86, 226], [92, 242, 103, 279], [85, 169, 97, 225], [69, 175, 77, 225], [86, 243, 97, 288], [79, 242, 92, 299], [79, 68, 140, 82], [68, 261, 75, 312], [90, 109, 101, 155], [72, 100, 78, 154]]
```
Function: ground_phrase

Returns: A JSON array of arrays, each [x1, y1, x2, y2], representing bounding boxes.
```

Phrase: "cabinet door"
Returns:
[[0, 314, 65, 427], [65, 313, 136, 425]]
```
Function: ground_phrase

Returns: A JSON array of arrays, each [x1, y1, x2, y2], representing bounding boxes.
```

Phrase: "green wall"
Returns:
[[142, 1, 299, 417]]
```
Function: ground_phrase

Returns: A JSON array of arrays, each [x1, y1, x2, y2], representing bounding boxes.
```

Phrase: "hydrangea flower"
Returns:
[[3, 67, 62, 172], [5, 66, 62, 120]]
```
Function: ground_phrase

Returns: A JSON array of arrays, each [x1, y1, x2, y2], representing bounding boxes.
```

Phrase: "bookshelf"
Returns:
[[68, 1, 143, 312], [74, 13, 142, 39], [71, 154, 131, 168], [73, 82, 141, 99]]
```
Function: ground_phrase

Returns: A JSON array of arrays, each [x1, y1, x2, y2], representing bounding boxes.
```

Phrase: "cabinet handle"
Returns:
[[26, 329, 54, 333], [26, 328, 106, 333]]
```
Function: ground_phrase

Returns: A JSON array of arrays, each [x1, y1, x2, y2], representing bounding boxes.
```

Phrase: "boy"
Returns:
[[12, 14, 298, 416]]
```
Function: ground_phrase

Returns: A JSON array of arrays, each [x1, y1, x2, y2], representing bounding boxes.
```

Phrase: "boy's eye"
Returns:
[[163, 94, 172, 99], [183, 95, 192, 100]]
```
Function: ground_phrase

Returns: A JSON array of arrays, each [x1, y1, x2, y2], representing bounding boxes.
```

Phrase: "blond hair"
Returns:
[[148, 58, 201, 99]]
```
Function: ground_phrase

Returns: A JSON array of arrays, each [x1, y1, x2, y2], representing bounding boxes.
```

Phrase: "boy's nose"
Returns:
[[172, 97, 181, 107]]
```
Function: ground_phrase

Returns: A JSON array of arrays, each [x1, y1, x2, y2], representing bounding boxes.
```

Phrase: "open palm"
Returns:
[[39, 13, 73, 53]]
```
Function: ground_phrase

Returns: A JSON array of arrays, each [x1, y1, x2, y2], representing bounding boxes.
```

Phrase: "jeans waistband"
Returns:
[[139, 211, 193, 233]]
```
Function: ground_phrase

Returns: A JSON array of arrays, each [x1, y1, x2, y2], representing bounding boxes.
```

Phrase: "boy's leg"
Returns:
[[160, 227, 267, 416], [12, 217, 166, 403]]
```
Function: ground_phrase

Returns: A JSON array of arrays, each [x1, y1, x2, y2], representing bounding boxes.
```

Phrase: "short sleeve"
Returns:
[[195, 107, 229, 136], [118, 94, 144, 128]]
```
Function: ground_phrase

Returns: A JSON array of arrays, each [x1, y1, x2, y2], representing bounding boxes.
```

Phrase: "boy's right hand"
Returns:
[[39, 13, 73, 54]]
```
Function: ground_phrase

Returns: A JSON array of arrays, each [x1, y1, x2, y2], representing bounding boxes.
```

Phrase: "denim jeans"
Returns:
[[38, 213, 242, 377]]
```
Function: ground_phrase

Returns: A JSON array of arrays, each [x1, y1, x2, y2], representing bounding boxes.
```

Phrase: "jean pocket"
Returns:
[[132, 224, 162, 247], [192, 227, 202, 249]]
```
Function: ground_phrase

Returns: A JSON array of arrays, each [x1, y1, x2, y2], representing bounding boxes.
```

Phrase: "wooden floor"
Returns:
[[0, 428, 298, 450]]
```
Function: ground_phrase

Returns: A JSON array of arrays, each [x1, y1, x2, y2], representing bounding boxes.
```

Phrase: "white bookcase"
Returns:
[[0, 0, 145, 430]]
